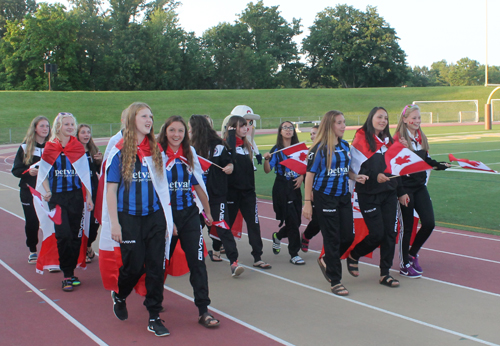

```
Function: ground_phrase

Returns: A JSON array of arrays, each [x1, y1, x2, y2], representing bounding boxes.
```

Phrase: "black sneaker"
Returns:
[[111, 291, 128, 321], [148, 317, 170, 337], [272, 232, 281, 255]]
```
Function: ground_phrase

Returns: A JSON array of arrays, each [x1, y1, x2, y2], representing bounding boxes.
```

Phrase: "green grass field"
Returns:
[[3, 88, 499, 234], [252, 125, 500, 236], [1, 86, 498, 131]]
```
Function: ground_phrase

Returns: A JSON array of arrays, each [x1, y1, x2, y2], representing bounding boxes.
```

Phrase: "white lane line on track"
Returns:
[[0, 182, 19, 191], [163, 286, 295, 346], [257, 201, 500, 242], [1, 206, 499, 345], [0, 258, 108, 345], [184, 255, 500, 346]]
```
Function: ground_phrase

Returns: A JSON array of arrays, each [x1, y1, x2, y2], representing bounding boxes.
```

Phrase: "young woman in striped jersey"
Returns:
[[76, 124, 102, 263], [12, 116, 51, 264], [394, 104, 450, 278], [263, 121, 305, 265], [106, 103, 170, 336], [347, 107, 408, 288], [158, 116, 220, 328], [40, 113, 93, 291], [302, 110, 364, 296], [189, 114, 243, 277], [224, 115, 272, 270]]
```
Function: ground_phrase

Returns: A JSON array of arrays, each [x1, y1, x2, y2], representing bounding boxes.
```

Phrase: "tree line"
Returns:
[[1, 0, 499, 91]]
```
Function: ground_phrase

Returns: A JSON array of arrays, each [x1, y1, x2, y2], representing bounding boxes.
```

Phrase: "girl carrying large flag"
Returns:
[[302, 111, 365, 296], [158, 115, 220, 329], [394, 104, 450, 278], [347, 107, 408, 288], [36, 112, 93, 291], [100, 102, 172, 337]]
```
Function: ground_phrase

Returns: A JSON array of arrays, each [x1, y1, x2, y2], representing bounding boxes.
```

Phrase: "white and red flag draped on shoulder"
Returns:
[[384, 142, 433, 176], [279, 142, 309, 175], [35, 136, 92, 274], [98, 138, 176, 295], [350, 129, 388, 174], [448, 154, 498, 173]]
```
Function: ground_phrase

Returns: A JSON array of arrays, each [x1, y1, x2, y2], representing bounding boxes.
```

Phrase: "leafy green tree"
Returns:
[[0, 4, 84, 90], [430, 60, 450, 86], [302, 4, 407, 88], [0, 0, 37, 37], [448, 58, 482, 86]]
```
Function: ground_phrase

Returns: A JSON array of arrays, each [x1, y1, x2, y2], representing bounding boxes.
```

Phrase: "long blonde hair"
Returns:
[[395, 104, 429, 151], [23, 116, 51, 164], [121, 102, 163, 188], [309, 110, 343, 170], [50, 112, 77, 141]]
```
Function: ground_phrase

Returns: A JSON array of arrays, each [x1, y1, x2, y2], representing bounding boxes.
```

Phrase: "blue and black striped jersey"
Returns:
[[166, 159, 199, 211], [107, 152, 160, 216], [269, 145, 300, 180], [307, 139, 350, 196], [48, 153, 82, 193]]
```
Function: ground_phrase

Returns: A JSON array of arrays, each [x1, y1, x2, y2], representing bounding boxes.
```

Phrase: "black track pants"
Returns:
[[350, 190, 398, 277], [20, 189, 40, 252]]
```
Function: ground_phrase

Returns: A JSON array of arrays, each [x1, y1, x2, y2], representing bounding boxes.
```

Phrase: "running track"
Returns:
[[1, 142, 500, 345]]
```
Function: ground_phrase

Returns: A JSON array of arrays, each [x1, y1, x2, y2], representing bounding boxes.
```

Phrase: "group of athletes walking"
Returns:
[[12, 102, 449, 336]]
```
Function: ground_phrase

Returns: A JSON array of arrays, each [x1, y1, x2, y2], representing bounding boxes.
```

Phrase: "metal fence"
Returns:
[[2, 115, 367, 144]]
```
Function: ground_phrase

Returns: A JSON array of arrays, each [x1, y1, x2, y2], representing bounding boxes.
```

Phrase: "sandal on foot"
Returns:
[[198, 312, 220, 328], [379, 275, 400, 288], [208, 250, 222, 262], [253, 260, 272, 270], [331, 283, 349, 296], [317, 257, 331, 283], [87, 247, 95, 260], [346, 256, 359, 277]]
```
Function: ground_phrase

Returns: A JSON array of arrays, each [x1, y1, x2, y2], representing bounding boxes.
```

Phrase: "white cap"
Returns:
[[230, 105, 260, 120]]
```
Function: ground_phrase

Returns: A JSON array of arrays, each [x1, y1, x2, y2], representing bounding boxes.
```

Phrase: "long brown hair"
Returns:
[[22, 116, 51, 164], [394, 104, 429, 151], [189, 114, 226, 159], [360, 107, 394, 152], [121, 102, 163, 188], [158, 116, 194, 168], [77, 124, 99, 157], [224, 116, 253, 161], [274, 121, 299, 150], [309, 110, 343, 170]]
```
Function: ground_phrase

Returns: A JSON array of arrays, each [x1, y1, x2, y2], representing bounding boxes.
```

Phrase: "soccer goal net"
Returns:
[[492, 99, 500, 121], [411, 100, 479, 123]]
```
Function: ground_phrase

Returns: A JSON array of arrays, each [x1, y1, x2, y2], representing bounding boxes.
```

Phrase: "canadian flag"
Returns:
[[28, 185, 62, 225], [34, 136, 92, 274], [209, 220, 242, 240], [384, 142, 433, 176], [350, 129, 388, 174], [198, 156, 213, 172], [280, 142, 309, 175], [448, 154, 498, 173]]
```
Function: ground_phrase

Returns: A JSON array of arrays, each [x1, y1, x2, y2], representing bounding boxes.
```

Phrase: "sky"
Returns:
[[44, 0, 500, 68]]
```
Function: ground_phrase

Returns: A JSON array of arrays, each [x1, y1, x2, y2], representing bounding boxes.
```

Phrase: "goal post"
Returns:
[[411, 100, 479, 123], [492, 99, 500, 121]]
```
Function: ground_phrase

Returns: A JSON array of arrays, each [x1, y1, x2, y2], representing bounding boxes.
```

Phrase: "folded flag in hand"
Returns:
[[28, 185, 62, 225], [280, 142, 309, 175], [448, 154, 498, 173], [384, 142, 433, 176]]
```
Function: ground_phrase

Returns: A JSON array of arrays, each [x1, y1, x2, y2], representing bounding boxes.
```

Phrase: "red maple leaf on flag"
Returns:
[[299, 152, 307, 161], [395, 155, 411, 165], [469, 161, 480, 167]]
